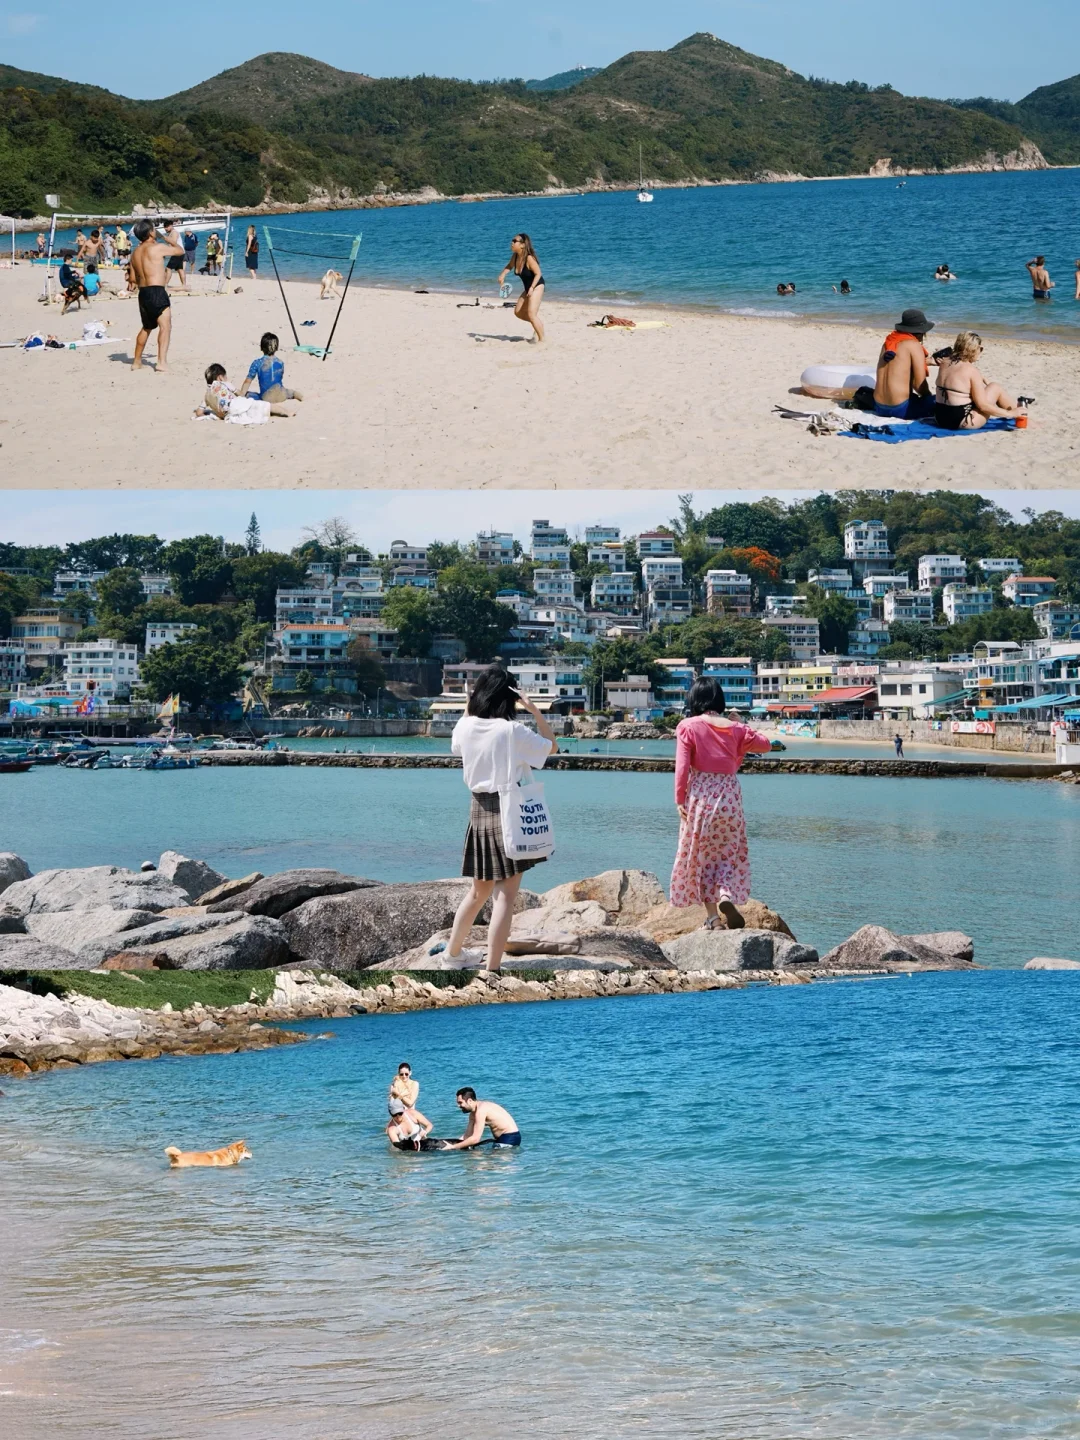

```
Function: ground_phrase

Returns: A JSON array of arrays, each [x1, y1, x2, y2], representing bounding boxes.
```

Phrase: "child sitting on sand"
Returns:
[[240, 332, 303, 404], [196, 363, 293, 424]]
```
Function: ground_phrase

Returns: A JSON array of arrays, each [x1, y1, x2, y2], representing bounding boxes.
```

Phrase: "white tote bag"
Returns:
[[499, 764, 556, 861]]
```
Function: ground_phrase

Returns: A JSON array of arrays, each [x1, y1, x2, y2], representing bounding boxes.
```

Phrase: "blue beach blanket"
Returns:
[[842, 417, 1017, 444]]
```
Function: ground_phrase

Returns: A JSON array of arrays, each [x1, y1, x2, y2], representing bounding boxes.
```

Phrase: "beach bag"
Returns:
[[851, 385, 876, 411], [499, 764, 555, 860]]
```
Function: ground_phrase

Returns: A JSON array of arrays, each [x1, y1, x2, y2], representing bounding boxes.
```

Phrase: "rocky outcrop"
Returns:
[[661, 929, 817, 972], [1024, 956, 1080, 970], [0, 935, 91, 971], [903, 931, 974, 964], [0, 854, 31, 896], [383, 920, 670, 971], [24, 907, 159, 951], [79, 913, 294, 971], [207, 868, 381, 919], [157, 852, 226, 904], [0, 866, 189, 918], [819, 925, 976, 972], [195, 872, 264, 906], [282, 880, 540, 971]]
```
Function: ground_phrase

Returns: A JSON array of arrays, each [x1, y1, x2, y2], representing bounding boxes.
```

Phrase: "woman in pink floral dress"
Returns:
[[670, 678, 772, 929]]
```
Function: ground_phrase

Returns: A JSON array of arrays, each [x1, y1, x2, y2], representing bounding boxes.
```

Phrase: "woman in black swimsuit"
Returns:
[[498, 233, 545, 342], [934, 332, 1023, 431]]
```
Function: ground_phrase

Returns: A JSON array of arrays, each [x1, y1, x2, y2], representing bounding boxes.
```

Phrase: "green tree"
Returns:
[[137, 634, 243, 709], [65, 533, 163, 573], [346, 640, 387, 697], [162, 535, 234, 605], [382, 588, 435, 657], [803, 587, 857, 654], [294, 669, 314, 694], [582, 638, 668, 707], [432, 584, 516, 661], [96, 567, 146, 619], [0, 572, 34, 638], [427, 541, 470, 573], [662, 615, 790, 666], [231, 551, 307, 622], [244, 513, 261, 555]]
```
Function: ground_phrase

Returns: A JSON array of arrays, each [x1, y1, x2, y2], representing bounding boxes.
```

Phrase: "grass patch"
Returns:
[[1, 969, 279, 1011]]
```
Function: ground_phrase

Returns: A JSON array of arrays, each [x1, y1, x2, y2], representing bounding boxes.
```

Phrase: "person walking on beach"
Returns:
[[428, 666, 556, 973], [129, 218, 185, 374], [498, 233, 545, 342], [245, 225, 259, 279], [162, 221, 187, 290], [1026, 256, 1054, 301], [670, 677, 772, 931], [445, 1089, 522, 1149], [894, 734, 904, 757], [873, 308, 937, 419]]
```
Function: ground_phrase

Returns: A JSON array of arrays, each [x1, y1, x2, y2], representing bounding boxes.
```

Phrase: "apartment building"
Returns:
[[863, 573, 912, 598], [388, 566, 435, 589], [704, 569, 752, 617], [275, 587, 335, 625], [701, 657, 755, 710], [530, 520, 571, 566], [640, 557, 684, 591], [976, 557, 1021, 576], [883, 589, 934, 625], [918, 554, 967, 589], [0, 641, 27, 691], [584, 525, 620, 545], [140, 573, 173, 597], [960, 640, 1036, 707], [274, 623, 353, 680], [590, 571, 636, 613], [476, 531, 515, 567], [636, 531, 678, 557], [646, 586, 693, 627], [807, 568, 853, 592], [1033, 600, 1080, 641], [1002, 575, 1056, 607], [764, 594, 807, 616], [843, 520, 892, 563], [52, 570, 106, 600], [654, 660, 695, 711], [942, 584, 994, 625], [388, 541, 428, 565], [11, 611, 81, 670], [847, 619, 891, 657], [605, 675, 654, 719], [587, 542, 627, 570], [508, 661, 588, 711], [877, 665, 969, 719], [529, 605, 590, 643], [62, 639, 140, 701], [145, 622, 198, 653], [761, 615, 821, 661], [532, 568, 577, 604]]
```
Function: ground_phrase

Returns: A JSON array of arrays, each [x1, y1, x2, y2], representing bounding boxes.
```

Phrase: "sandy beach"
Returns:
[[1, 264, 1077, 489]]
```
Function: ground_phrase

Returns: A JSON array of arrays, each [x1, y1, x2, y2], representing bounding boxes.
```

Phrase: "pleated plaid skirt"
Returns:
[[461, 791, 546, 881]]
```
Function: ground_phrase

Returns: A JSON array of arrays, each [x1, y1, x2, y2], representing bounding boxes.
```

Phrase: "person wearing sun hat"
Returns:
[[873, 307, 939, 419]]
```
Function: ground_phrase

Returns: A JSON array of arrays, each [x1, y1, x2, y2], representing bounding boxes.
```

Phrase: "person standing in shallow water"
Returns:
[[499, 233, 545, 342], [670, 678, 772, 930]]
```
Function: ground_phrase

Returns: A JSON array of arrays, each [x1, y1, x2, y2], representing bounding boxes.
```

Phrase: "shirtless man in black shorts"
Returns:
[[129, 219, 185, 374]]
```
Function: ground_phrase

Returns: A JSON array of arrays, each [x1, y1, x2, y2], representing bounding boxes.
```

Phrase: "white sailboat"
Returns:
[[637, 144, 653, 203]]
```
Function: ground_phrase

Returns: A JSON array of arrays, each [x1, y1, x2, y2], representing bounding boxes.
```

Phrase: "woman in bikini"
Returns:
[[498, 233, 545, 342], [934, 332, 1023, 431]]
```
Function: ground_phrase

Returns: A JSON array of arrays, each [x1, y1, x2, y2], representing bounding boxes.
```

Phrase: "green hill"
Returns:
[[1015, 73, 1080, 163], [0, 35, 1061, 218], [525, 66, 602, 92]]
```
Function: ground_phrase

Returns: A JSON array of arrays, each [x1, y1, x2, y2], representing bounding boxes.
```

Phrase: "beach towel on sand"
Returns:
[[841, 417, 1017, 444]]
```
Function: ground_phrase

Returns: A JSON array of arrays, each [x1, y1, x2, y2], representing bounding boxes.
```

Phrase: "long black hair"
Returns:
[[686, 677, 726, 717], [467, 665, 518, 721]]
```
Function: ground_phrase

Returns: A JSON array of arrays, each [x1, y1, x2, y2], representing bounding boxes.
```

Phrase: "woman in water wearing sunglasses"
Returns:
[[498, 232, 545, 342]]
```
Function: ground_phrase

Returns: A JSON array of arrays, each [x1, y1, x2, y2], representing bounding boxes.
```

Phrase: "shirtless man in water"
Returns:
[[445, 1088, 521, 1149], [873, 307, 938, 420], [1026, 256, 1054, 301], [129, 219, 185, 373]]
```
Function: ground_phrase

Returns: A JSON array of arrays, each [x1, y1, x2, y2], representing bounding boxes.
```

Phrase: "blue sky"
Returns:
[[4, 490, 1079, 554], [2, 1, 1076, 102]]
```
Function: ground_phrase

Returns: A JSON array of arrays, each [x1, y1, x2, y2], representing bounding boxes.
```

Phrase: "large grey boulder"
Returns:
[[207, 869, 383, 919], [0, 854, 31, 896], [75, 911, 264, 966], [24, 907, 158, 952], [903, 932, 975, 963], [1024, 956, 1080, 970], [157, 852, 226, 904], [282, 880, 541, 972], [0, 934, 96, 971], [195, 872, 263, 906], [383, 921, 670, 972], [820, 925, 976, 972], [0, 866, 189, 919], [661, 929, 818, 973], [78, 912, 293, 971]]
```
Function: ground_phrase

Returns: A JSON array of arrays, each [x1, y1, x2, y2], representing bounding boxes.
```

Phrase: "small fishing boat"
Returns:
[[637, 144, 653, 203], [0, 758, 34, 774]]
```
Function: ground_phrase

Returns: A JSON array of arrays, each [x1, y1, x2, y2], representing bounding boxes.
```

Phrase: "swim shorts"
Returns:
[[1033, 288, 1051, 299], [166, 255, 184, 271], [873, 394, 935, 420], [490, 1131, 522, 1147], [138, 285, 171, 331]]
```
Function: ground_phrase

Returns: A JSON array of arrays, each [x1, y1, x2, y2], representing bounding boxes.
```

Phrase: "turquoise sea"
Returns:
[[2, 969, 1078, 1438], [5, 764, 1078, 966], [43, 168, 1080, 338]]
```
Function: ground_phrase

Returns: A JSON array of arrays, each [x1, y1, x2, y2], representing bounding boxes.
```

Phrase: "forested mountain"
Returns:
[[525, 67, 602, 92], [956, 73, 1080, 163], [0, 33, 1071, 218]]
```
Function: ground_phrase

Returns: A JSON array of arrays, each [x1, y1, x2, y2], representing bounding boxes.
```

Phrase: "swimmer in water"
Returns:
[[389, 1060, 419, 1109], [386, 1097, 434, 1150], [444, 1088, 522, 1149], [1026, 255, 1054, 301]]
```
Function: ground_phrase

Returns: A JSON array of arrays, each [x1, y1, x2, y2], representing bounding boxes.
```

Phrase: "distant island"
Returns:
[[1, 33, 1076, 218]]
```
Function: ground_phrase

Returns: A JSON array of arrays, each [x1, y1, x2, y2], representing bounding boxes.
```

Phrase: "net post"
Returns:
[[322, 241, 360, 362], [263, 226, 300, 348]]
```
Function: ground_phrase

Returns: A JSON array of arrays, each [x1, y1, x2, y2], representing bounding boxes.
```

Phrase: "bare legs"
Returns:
[[132, 309, 172, 373], [446, 872, 523, 971], [514, 283, 545, 341], [963, 381, 1019, 429]]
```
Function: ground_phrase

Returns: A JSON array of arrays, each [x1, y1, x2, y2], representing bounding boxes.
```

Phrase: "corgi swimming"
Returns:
[[164, 1140, 251, 1169]]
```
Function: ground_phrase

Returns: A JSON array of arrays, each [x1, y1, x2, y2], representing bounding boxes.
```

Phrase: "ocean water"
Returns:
[[4, 766, 1078, 965], [1, 970, 1078, 1438], [43, 169, 1080, 338]]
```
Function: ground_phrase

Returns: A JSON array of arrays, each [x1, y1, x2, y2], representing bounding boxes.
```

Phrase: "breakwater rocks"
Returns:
[[190, 753, 1065, 779]]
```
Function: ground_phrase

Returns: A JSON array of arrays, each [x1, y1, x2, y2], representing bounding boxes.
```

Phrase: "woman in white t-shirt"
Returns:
[[430, 666, 557, 973]]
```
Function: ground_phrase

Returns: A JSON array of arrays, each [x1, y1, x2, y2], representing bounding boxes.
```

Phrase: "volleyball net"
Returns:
[[262, 227, 362, 361]]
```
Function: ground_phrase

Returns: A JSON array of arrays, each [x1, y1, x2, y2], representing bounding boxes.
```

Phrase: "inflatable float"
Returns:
[[800, 363, 876, 400]]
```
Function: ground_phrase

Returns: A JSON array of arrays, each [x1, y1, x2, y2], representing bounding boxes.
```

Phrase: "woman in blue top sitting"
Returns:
[[240, 332, 303, 404]]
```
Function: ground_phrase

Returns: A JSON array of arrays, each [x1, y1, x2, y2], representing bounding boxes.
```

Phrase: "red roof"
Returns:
[[813, 686, 878, 704], [766, 703, 817, 714]]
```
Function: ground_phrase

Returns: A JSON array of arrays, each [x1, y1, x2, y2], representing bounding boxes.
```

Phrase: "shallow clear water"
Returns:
[[5, 767, 1077, 965], [1, 971, 1078, 1438], [45, 169, 1080, 338]]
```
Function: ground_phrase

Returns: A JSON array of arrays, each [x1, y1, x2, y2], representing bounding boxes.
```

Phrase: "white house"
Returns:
[[587, 542, 627, 570], [52, 570, 106, 600], [883, 590, 934, 625], [636, 531, 678, 557], [529, 604, 590, 642], [646, 587, 693, 627], [942, 584, 994, 625], [877, 665, 967, 719], [1034, 600, 1080, 641], [62, 639, 140, 701], [847, 618, 891, 657], [388, 541, 428, 565], [844, 520, 891, 563], [145, 622, 199, 653], [765, 593, 806, 615], [918, 554, 967, 590], [863, 573, 912, 599], [507, 661, 587, 711], [276, 587, 335, 625], [139, 572, 173, 597], [530, 520, 571, 566], [590, 571, 636, 613], [705, 569, 752, 617], [584, 525, 620, 545], [605, 674, 654, 718], [0, 641, 27, 690], [640, 557, 684, 591], [977, 557, 1021, 576], [532, 568, 577, 604], [1003, 575, 1056, 607], [761, 615, 821, 661], [808, 568, 853, 592]]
